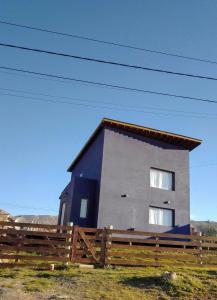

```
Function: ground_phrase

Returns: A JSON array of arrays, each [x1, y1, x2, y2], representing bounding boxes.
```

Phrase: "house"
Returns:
[[15, 215, 58, 225], [0, 209, 14, 222], [58, 118, 201, 234]]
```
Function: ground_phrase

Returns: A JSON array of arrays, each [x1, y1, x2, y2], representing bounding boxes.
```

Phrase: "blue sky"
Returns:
[[0, 1, 216, 220]]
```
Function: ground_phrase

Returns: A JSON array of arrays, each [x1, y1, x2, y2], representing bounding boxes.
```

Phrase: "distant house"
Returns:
[[58, 118, 201, 234], [15, 215, 58, 225], [0, 209, 14, 222]]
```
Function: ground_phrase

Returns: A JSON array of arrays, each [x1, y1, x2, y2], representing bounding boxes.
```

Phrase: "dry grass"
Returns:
[[0, 265, 216, 299]]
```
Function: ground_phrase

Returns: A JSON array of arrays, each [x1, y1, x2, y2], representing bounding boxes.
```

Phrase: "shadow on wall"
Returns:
[[109, 126, 186, 151], [143, 224, 191, 241], [166, 224, 190, 235]]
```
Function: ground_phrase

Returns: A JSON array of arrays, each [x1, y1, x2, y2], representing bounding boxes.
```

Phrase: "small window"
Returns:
[[149, 207, 174, 226], [80, 199, 88, 218], [60, 202, 66, 225], [150, 168, 174, 191]]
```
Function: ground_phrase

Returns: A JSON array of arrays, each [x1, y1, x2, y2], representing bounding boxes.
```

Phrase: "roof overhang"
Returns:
[[67, 118, 202, 172]]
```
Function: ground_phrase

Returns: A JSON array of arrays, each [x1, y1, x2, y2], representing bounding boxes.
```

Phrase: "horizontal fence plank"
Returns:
[[0, 237, 71, 247], [0, 245, 70, 255], [0, 263, 52, 269], [110, 244, 199, 253], [0, 221, 73, 231], [200, 236, 217, 242], [111, 237, 200, 247], [108, 259, 213, 268], [0, 228, 72, 239], [79, 228, 103, 233], [201, 242, 217, 249], [109, 251, 198, 261], [0, 254, 69, 262], [108, 259, 206, 267], [111, 230, 217, 243], [203, 256, 217, 262], [111, 229, 197, 240], [110, 244, 217, 256]]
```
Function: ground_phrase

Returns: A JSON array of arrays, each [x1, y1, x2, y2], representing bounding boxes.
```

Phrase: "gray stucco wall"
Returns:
[[97, 127, 190, 234]]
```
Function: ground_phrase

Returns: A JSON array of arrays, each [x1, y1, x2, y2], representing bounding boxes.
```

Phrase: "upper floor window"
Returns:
[[150, 168, 174, 191], [80, 199, 88, 218]]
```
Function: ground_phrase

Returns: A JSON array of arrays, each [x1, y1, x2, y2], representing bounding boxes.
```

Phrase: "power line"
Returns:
[[1, 65, 217, 105], [1, 91, 214, 119], [1, 87, 217, 119], [1, 19, 217, 66], [1, 91, 217, 120], [1, 42, 217, 82]]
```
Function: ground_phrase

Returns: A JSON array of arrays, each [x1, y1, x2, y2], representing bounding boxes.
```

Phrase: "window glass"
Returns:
[[80, 199, 88, 218], [150, 168, 173, 190], [149, 207, 173, 226], [60, 203, 66, 225]]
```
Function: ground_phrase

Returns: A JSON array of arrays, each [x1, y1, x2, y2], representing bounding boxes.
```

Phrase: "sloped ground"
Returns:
[[0, 265, 217, 299]]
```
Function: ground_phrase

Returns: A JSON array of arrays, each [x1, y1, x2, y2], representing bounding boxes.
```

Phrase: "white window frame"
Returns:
[[149, 206, 174, 226], [80, 199, 88, 219], [150, 168, 174, 191]]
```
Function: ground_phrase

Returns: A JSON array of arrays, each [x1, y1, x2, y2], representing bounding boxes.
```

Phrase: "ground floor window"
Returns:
[[60, 202, 66, 225], [80, 199, 88, 218], [149, 206, 174, 226]]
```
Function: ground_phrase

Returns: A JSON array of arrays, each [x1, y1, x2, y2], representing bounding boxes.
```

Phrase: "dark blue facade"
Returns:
[[69, 177, 97, 227], [58, 122, 199, 235], [58, 129, 104, 227]]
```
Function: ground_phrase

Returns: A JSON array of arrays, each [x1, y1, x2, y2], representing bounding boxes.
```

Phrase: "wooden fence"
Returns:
[[0, 221, 73, 268], [1, 221, 217, 268]]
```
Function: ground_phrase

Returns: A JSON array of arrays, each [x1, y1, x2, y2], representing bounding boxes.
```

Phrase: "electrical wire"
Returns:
[[1, 42, 217, 82], [3, 91, 216, 119], [1, 19, 217, 65], [1, 65, 217, 105], [1, 87, 217, 119]]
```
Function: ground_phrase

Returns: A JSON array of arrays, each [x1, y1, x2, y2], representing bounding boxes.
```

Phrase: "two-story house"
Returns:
[[58, 118, 201, 234]]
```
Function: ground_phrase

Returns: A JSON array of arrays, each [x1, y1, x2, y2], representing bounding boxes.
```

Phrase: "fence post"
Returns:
[[198, 231, 203, 265], [71, 225, 79, 263], [106, 225, 113, 266], [155, 233, 159, 266], [65, 222, 73, 266], [100, 225, 113, 267]]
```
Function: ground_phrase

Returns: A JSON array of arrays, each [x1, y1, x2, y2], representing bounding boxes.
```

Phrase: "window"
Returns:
[[150, 168, 174, 191], [80, 199, 88, 218], [149, 207, 174, 226], [60, 202, 66, 225]]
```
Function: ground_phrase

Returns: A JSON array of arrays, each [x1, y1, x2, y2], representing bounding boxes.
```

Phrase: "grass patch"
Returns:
[[23, 277, 51, 292], [1, 265, 217, 299]]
